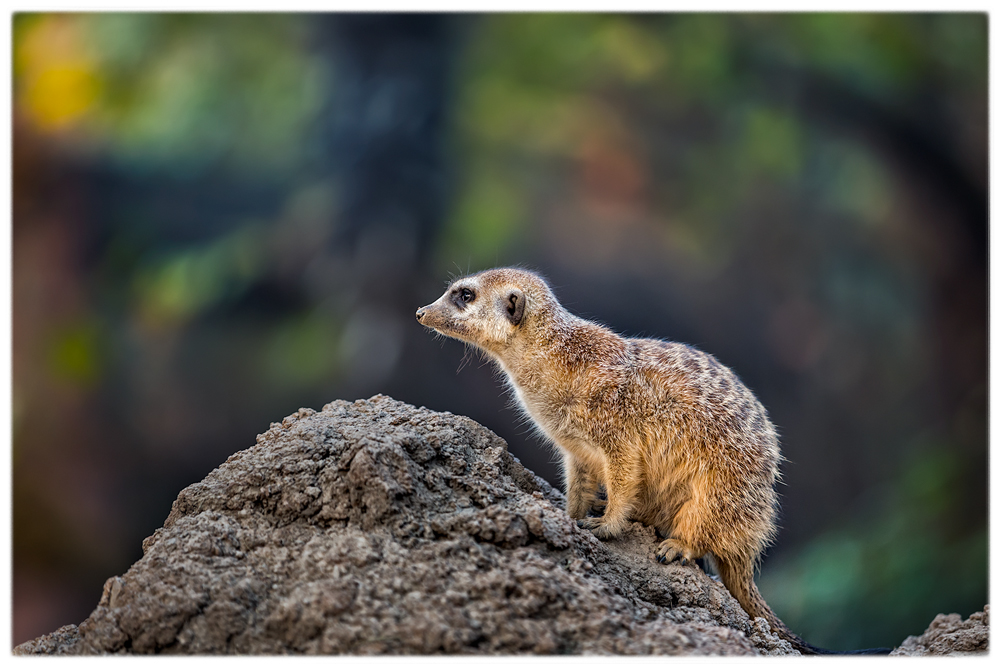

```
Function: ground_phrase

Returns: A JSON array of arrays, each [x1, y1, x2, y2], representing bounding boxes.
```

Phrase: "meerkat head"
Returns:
[[416, 268, 556, 353]]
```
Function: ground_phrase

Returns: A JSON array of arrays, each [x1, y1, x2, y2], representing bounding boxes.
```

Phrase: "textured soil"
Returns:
[[12, 395, 987, 655], [890, 606, 989, 656]]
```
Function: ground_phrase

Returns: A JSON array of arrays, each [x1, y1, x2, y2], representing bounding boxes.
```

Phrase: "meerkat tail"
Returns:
[[712, 555, 820, 655]]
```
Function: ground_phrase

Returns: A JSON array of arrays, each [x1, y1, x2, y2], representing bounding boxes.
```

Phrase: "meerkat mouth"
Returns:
[[415, 304, 470, 341]]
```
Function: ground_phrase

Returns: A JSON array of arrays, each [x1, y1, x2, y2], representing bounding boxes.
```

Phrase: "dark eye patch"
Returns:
[[451, 286, 476, 308]]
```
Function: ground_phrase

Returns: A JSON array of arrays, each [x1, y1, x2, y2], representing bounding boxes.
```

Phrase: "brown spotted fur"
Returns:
[[416, 267, 813, 653]]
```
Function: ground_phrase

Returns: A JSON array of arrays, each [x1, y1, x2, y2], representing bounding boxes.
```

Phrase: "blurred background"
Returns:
[[11, 13, 986, 651]]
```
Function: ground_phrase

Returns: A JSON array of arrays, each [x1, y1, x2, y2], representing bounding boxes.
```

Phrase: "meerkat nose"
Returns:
[[415, 307, 426, 321]]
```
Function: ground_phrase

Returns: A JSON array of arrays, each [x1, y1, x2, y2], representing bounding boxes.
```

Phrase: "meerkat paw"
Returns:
[[655, 538, 700, 566], [576, 516, 625, 540]]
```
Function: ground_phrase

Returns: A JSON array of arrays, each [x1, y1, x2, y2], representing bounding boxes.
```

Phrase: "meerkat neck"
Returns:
[[495, 307, 617, 392]]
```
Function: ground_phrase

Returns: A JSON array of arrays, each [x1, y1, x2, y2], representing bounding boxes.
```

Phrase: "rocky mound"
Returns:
[[890, 606, 989, 656], [13, 395, 986, 655], [15, 396, 797, 655]]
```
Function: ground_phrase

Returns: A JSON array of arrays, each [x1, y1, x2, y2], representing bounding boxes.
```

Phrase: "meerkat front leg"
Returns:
[[576, 444, 640, 539], [564, 452, 603, 519]]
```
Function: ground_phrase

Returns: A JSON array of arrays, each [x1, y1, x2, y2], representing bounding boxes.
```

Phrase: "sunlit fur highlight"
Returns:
[[417, 267, 812, 653]]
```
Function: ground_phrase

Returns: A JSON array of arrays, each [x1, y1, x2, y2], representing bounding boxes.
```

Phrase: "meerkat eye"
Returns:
[[460, 288, 475, 303]]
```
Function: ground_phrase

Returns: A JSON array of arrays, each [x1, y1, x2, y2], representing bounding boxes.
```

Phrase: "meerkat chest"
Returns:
[[499, 349, 614, 448], [512, 380, 599, 450]]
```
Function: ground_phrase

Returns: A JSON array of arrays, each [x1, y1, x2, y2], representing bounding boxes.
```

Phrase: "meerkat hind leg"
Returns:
[[655, 498, 709, 566]]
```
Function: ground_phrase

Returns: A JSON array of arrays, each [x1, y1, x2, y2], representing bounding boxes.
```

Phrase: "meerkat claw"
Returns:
[[576, 516, 624, 540], [655, 538, 699, 566]]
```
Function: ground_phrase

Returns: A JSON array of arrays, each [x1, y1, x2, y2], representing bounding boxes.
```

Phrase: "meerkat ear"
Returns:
[[506, 288, 525, 326]]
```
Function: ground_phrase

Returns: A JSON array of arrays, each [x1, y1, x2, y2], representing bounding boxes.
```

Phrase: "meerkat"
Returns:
[[416, 267, 821, 653]]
